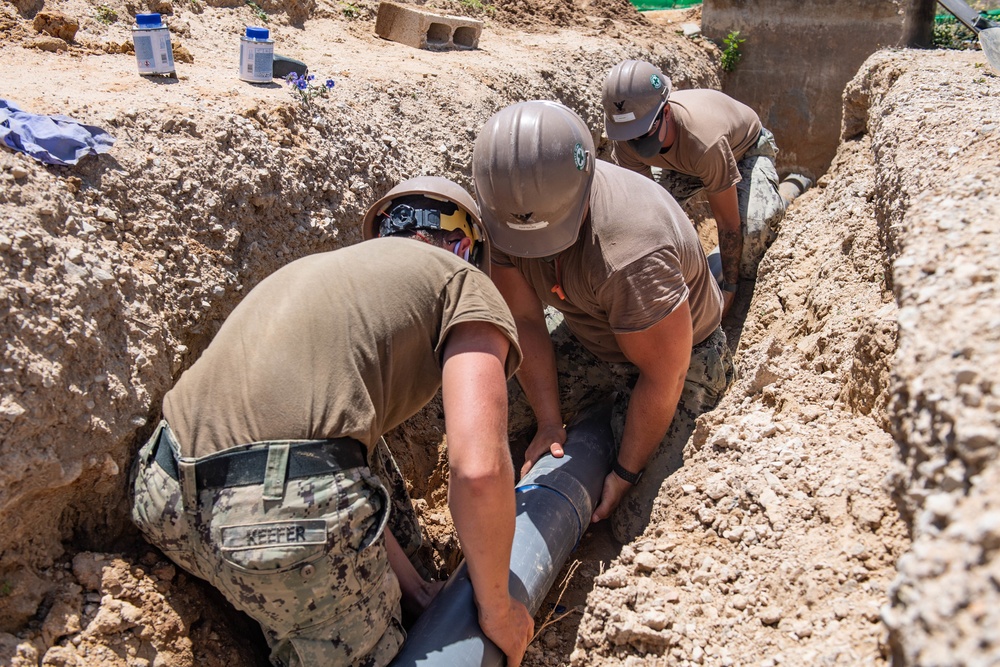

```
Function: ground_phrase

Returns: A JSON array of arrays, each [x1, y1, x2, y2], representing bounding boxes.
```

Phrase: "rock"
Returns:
[[29, 36, 68, 52], [173, 43, 194, 64], [758, 605, 784, 625], [42, 645, 79, 666], [641, 609, 670, 631], [41, 592, 83, 646], [71, 553, 105, 591], [91, 267, 115, 285], [705, 477, 730, 500], [32, 11, 78, 42], [595, 567, 629, 589], [634, 552, 659, 573], [0, 568, 53, 629]]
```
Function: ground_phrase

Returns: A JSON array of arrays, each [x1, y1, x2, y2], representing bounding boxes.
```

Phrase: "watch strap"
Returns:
[[721, 281, 739, 293], [612, 460, 644, 485]]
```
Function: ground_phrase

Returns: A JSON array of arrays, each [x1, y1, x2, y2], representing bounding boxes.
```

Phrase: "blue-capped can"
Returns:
[[239, 26, 274, 83], [132, 13, 175, 75]]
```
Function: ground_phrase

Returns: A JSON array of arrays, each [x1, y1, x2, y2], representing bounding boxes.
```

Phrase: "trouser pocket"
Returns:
[[130, 421, 203, 577], [204, 469, 393, 642]]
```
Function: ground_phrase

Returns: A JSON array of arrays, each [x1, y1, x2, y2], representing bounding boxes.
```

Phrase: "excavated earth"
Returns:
[[1, 0, 999, 665]]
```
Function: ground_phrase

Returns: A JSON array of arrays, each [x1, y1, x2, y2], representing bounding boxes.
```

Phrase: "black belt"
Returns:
[[154, 428, 368, 490]]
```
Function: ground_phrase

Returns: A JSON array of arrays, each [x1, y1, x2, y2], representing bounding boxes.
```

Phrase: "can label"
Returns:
[[134, 27, 175, 74], [240, 39, 274, 82]]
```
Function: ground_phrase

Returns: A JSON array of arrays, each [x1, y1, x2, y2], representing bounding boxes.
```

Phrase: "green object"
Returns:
[[631, 0, 701, 11], [935, 8, 1000, 21], [720, 30, 745, 72]]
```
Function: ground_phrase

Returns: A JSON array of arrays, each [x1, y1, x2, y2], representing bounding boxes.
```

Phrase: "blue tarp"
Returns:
[[0, 99, 115, 166]]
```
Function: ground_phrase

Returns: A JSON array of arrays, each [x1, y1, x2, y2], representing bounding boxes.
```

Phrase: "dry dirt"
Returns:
[[2, 0, 999, 665]]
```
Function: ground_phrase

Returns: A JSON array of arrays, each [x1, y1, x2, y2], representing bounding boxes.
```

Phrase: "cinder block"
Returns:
[[375, 1, 483, 51]]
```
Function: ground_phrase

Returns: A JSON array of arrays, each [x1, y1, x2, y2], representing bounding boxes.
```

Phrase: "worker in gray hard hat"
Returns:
[[473, 100, 734, 544], [132, 175, 533, 667], [602, 59, 809, 316]]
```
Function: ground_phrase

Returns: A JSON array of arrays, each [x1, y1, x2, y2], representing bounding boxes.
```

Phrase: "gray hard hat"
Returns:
[[362, 175, 491, 274], [472, 101, 595, 259], [602, 59, 672, 141]]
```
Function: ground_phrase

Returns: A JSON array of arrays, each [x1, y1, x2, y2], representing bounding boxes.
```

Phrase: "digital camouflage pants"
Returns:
[[131, 422, 421, 667], [653, 127, 786, 280], [508, 308, 735, 544]]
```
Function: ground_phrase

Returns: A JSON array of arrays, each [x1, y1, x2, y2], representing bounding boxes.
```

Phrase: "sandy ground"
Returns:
[[2, 0, 999, 665]]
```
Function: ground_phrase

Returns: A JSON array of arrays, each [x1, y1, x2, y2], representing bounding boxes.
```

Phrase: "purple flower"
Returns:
[[325, 79, 335, 89], [307, 74, 315, 81], [286, 72, 299, 83], [296, 79, 308, 90]]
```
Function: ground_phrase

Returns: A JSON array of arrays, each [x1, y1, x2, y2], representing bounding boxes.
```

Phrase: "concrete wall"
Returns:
[[702, 0, 913, 179]]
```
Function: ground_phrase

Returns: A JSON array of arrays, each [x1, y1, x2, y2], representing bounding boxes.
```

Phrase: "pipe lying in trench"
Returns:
[[389, 400, 615, 667]]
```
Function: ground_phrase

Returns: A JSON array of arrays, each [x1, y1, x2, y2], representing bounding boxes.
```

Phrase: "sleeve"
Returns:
[[437, 268, 523, 378], [697, 137, 742, 195], [610, 141, 654, 180], [598, 249, 690, 335]]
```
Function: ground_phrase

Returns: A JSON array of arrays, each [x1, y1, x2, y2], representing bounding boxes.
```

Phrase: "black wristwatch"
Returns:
[[721, 281, 739, 294], [612, 460, 644, 485]]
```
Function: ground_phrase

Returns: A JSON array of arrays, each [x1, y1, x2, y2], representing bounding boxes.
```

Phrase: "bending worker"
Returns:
[[131, 176, 533, 667], [473, 101, 734, 544], [603, 59, 800, 314]]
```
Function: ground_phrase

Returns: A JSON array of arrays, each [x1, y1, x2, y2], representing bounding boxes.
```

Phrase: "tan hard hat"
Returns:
[[602, 59, 672, 141], [472, 101, 595, 259], [361, 175, 492, 275]]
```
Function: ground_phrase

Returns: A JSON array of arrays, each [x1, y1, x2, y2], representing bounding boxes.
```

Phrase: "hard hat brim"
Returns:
[[606, 97, 668, 142]]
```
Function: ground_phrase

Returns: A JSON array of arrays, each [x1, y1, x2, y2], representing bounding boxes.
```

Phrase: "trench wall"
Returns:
[[702, 0, 912, 179], [846, 50, 1000, 664]]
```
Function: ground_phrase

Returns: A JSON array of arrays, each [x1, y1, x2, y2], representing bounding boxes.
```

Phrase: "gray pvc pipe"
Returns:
[[389, 401, 615, 667]]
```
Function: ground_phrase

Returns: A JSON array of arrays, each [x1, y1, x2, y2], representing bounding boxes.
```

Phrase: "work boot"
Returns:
[[778, 173, 813, 205]]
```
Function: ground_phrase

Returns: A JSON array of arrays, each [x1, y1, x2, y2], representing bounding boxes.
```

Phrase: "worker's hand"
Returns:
[[401, 578, 446, 620], [590, 471, 634, 524], [477, 597, 534, 667], [520, 422, 567, 477], [721, 289, 736, 318]]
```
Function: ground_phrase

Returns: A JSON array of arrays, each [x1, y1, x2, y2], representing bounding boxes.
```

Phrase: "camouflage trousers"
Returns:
[[653, 127, 786, 280], [509, 309, 735, 544], [130, 422, 421, 667]]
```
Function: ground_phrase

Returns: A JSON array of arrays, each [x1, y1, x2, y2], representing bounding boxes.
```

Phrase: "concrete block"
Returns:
[[375, 1, 483, 51]]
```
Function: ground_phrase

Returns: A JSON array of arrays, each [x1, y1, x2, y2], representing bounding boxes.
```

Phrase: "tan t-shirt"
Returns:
[[610, 89, 762, 195], [164, 238, 521, 458], [493, 160, 722, 363]]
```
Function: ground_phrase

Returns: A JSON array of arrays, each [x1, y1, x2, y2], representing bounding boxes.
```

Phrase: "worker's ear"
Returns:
[[452, 236, 473, 262]]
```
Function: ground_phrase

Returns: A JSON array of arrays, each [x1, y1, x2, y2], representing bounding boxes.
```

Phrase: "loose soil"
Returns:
[[1, 0, 998, 665]]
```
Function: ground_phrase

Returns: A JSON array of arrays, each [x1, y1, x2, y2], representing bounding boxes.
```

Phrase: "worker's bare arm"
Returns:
[[441, 320, 534, 666], [707, 185, 742, 315], [385, 529, 444, 619], [491, 264, 567, 476], [591, 302, 693, 522]]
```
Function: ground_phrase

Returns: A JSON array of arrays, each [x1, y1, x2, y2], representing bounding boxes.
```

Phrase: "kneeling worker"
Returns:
[[131, 176, 533, 667], [473, 101, 734, 544], [602, 59, 803, 315]]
